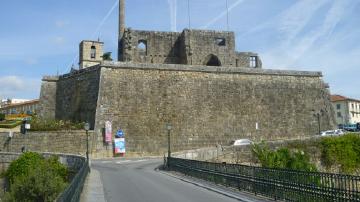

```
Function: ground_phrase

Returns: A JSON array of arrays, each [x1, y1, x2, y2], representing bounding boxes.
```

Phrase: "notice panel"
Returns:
[[114, 138, 126, 154]]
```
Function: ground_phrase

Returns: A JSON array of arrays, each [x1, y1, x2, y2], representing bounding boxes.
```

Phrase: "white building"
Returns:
[[0, 99, 39, 115], [0, 98, 30, 108], [331, 95, 360, 125]]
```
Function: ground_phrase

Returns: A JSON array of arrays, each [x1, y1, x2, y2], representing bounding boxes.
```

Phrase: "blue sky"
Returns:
[[0, 0, 359, 100]]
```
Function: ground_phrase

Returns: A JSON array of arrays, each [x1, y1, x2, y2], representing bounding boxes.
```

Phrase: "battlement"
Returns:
[[42, 76, 59, 81], [101, 61, 321, 77]]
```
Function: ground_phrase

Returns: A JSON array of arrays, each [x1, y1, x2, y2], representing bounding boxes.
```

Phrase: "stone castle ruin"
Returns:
[[39, 0, 335, 157]]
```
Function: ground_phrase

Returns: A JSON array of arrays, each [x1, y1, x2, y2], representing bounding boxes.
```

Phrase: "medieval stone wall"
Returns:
[[38, 76, 59, 120], [55, 66, 101, 127], [0, 131, 93, 155], [91, 63, 335, 156]]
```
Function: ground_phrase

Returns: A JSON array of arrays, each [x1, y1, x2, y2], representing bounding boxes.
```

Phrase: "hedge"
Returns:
[[0, 120, 22, 129]]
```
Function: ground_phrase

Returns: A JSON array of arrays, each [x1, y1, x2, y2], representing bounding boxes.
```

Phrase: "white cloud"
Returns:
[[278, 0, 329, 46], [24, 58, 38, 65], [254, 0, 354, 68], [201, 0, 246, 29], [55, 20, 70, 28], [0, 76, 41, 99], [284, 0, 350, 64], [54, 36, 66, 45]]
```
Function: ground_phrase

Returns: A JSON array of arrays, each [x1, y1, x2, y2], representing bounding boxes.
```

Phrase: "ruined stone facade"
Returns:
[[119, 29, 261, 68]]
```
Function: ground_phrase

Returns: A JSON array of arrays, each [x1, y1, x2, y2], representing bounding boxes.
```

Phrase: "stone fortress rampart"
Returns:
[[39, 62, 335, 157]]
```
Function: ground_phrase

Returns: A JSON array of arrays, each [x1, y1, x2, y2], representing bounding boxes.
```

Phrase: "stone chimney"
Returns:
[[118, 0, 125, 61]]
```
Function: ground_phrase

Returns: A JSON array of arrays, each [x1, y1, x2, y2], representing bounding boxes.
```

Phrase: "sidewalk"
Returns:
[[80, 167, 106, 202]]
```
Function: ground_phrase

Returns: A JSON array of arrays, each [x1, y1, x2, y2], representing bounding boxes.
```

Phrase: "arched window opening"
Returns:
[[138, 40, 147, 56], [204, 54, 221, 66], [90, 46, 96, 59]]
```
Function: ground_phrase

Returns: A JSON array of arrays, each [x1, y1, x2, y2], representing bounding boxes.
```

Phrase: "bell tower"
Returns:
[[79, 40, 104, 69], [118, 0, 125, 61]]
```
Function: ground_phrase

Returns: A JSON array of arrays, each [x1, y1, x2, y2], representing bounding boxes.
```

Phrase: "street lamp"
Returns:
[[166, 123, 172, 167], [84, 122, 90, 164], [312, 109, 324, 135]]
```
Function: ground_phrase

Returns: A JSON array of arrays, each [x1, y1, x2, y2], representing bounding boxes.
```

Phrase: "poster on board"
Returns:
[[114, 138, 126, 154], [105, 121, 112, 143]]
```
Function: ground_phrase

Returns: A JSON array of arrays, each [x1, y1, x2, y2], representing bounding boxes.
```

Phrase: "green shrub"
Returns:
[[4, 163, 67, 202], [0, 113, 5, 121], [29, 116, 84, 131], [252, 142, 317, 172], [5, 152, 44, 184], [320, 134, 360, 174], [4, 152, 69, 202], [0, 120, 22, 129]]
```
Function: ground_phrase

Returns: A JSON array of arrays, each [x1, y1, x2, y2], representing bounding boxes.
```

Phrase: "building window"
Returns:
[[337, 112, 342, 118], [352, 103, 354, 109], [250, 56, 257, 68], [336, 104, 341, 110], [138, 40, 147, 55], [90, 46, 96, 59], [215, 38, 226, 46]]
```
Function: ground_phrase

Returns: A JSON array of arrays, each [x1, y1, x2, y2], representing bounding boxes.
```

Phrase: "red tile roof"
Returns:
[[331, 95, 360, 102]]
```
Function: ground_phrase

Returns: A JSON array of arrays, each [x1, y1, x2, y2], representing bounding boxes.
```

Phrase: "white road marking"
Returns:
[[115, 159, 148, 164]]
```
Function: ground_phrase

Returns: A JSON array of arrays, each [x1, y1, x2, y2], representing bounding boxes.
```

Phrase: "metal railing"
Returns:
[[168, 157, 360, 201], [57, 157, 89, 202]]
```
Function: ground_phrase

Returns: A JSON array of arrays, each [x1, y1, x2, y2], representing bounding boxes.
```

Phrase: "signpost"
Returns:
[[105, 121, 112, 143], [114, 138, 126, 154], [114, 129, 125, 156], [116, 130, 124, 138]]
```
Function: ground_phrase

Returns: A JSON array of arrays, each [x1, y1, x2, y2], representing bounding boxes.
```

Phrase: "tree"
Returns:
[[4, 152, 69, 202]]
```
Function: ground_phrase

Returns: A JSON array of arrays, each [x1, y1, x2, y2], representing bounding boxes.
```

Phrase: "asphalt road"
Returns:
[[92, 159, 242, 202]]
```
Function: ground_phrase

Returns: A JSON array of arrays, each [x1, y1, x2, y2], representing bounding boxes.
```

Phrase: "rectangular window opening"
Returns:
[[250, 56, 257, 68], [215, 38, 226, 46]]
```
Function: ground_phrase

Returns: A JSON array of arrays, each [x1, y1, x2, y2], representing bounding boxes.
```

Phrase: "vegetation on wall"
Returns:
[[102, 52, 113, 61], [252, 134, 360, 175], [29, 116, 84, 131], [320, 134, 360, 174], [252, 142, 318, 172], [0, 120, 22, 129], [4, 152, 69, 202]]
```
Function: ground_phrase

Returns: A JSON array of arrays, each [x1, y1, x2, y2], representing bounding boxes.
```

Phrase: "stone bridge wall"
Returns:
[[0, 131, 94, 157], [0, 152, 87, 173]]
